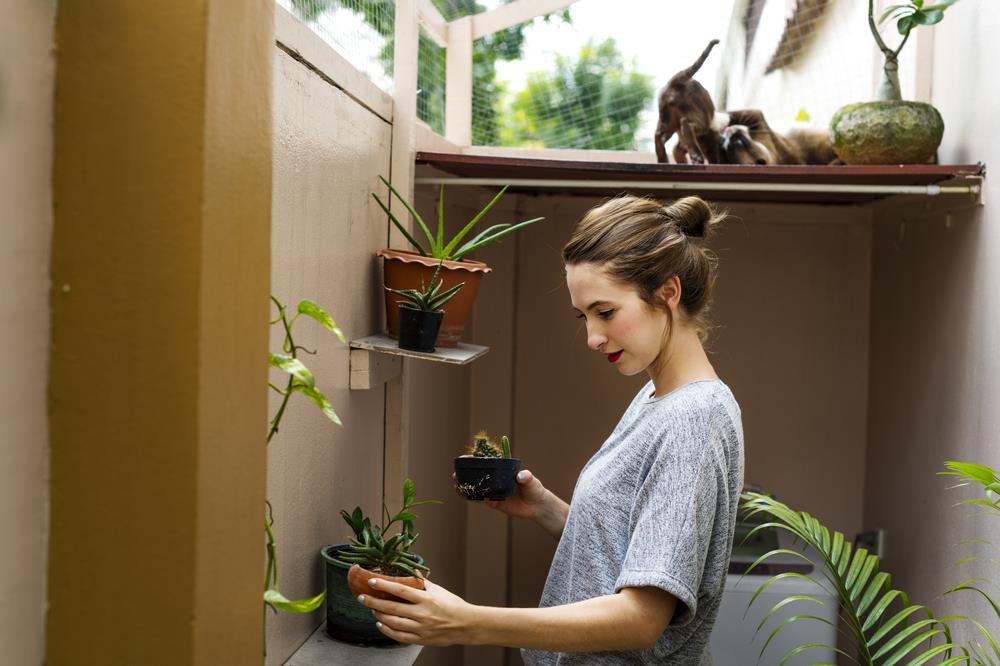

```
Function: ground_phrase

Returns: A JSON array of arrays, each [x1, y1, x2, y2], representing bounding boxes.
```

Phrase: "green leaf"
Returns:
[[403, 478, 416, 506], [914, 7, 944, 23], [297, 300, 346, 344], [427, 282, 466, 312], [440, 186, 510, 259], [897, 14, 915, 34], [379, 176, 437, 254], [878, 4, 914, 25], [291, 384, 342, 426], [436, 185, 445, 251], [270, 354, 315, 388], [372, 192, 427, 256], [263, 589, 325, 613], [452, 217, 545, 260]]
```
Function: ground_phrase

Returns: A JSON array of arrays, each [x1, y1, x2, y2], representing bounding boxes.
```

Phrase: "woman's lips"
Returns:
[[607, 350, 623, 363]]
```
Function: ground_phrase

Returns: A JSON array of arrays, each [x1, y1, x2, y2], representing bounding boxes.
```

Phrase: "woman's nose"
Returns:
[[587, 326, 607, 351]]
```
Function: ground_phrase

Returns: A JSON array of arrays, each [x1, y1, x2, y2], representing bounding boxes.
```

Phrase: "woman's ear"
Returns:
[[657, 276, 682, 310]]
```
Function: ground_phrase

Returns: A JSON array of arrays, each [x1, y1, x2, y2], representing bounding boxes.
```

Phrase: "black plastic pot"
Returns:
[[397, 307, 443, 353], [320, 544, 425, 646], [454, 457, 521, 500]]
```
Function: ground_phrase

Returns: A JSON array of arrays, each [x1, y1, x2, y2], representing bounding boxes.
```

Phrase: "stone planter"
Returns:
[[830, 100, 944, 165]]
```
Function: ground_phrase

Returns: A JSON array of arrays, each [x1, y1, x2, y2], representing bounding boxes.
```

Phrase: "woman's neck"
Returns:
[[647, 326, 718, 398]]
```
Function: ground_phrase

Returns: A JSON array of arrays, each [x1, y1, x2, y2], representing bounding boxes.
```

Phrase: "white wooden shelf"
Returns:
[[349, 333, 489, 390], [286, 621, 422, 665]]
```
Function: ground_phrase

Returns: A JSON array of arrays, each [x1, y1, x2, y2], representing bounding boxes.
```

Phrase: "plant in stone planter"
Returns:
[[373, 176, 544, 347], [320, 479, 441, 647], [454, 431, 522, 501], [830, 0, 961, 164], [385, 261, 464, 353], [740, 458, 999, 665]]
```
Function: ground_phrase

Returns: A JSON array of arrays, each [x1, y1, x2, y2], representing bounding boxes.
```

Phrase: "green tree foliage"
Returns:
[[503, 38, 654, 150], [290, 0, 570, 145]]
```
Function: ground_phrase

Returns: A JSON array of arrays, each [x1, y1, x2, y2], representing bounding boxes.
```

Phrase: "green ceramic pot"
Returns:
[[830, 100, 944, 165]]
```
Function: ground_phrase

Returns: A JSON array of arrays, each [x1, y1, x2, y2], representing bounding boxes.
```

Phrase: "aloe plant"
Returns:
[[336, 479, 442, 577], [372, 175, 544, 262], [741, 459, 1000, 665], [385, 261, 464, 313]]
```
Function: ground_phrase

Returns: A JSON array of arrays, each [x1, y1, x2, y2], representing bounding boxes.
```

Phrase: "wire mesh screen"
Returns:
[[717, 0, 873, 135], [280, 0, 395, 93]]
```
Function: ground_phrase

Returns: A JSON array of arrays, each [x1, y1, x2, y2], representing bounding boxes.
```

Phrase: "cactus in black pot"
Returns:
[[454, 431, 520, 501]]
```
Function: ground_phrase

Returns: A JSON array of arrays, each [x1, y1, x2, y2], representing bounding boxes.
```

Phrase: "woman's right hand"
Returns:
[[482, 469, 548, 520]]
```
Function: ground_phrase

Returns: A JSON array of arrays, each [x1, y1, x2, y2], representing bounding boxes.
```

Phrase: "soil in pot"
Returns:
[[454, 457, 522, 501], [321, 545, 425, 646], [397, 307, 442, 353], [380, 249, 490, 348]]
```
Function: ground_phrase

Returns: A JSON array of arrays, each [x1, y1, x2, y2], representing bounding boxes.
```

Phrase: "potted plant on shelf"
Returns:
[[830, 0, 961, 164], [454, 431, 521, 500], [373, 176, 544, 347], [320, 479, 441, 649], [739, 458, 998, 664], [385, 261, 464, 353]]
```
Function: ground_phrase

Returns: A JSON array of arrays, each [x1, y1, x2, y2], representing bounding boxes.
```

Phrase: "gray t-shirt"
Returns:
[[522, 379, 744, 666]]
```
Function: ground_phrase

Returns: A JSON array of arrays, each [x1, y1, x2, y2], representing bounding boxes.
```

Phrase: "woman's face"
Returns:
[[566, 262, 669, 376]]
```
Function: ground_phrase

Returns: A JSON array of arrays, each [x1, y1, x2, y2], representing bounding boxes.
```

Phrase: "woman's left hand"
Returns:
[[357, 577, 476, 646]]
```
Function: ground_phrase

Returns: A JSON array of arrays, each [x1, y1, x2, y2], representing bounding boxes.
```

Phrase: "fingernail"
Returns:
[[369, 579, 378, 586], [376, 621, 383, 628], [357, 595, 365, 603], [517, 471, 527, 481]]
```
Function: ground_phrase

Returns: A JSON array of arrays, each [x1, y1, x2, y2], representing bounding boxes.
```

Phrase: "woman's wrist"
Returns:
[[534, 489, 569, 537]]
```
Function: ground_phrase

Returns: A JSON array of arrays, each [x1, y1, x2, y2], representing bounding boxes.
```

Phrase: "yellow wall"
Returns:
[[1, 1, 57, 663], [48, 1, 273, 663]]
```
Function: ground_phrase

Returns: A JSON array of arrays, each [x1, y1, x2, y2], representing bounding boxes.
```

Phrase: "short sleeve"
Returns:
[[613, 433, 720, 627]]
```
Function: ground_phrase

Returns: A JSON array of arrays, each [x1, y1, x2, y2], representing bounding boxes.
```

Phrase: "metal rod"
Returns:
[[414, 177, 980, 196]]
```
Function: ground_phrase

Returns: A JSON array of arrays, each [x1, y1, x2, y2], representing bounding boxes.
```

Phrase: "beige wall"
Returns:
[[863, 0, 1000, 646], [268, 12, 469, 665], [1, 1, 56, 663]]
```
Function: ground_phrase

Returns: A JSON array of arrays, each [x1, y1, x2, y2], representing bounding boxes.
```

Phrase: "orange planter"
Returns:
[[346, 563, 426, 601], [379, 249, 491, 348]]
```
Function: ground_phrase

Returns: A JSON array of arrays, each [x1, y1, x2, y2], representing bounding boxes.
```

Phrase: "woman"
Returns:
[[358, 195, 745, 665]]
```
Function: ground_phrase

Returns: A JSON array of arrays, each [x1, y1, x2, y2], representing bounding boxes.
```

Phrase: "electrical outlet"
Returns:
[[854, 529, 885, 559]]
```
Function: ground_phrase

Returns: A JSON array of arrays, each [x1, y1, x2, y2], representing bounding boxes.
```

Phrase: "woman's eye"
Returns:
[[598, 309, 615, 319], [574, 313, 586, 320]]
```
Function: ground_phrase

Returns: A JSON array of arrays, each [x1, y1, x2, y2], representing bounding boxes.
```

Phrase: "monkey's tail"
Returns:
[[677, 39, 720, 82]]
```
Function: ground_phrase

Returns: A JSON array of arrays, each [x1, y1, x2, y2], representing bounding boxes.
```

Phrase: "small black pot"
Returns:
[[454, 457, 521, 500], [397, 306, 443, 353], [320, 544, 425, 646]]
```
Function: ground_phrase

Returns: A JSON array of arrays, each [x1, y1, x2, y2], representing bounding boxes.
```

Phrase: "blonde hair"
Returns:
[[562, 195, 725, 341]]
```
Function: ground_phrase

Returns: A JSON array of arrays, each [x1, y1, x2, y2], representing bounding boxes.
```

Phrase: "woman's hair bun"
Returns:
[[662, 196, 719, 239]]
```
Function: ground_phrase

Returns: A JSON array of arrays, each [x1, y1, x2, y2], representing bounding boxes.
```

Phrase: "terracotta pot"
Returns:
[[346, 563, 426, 601], [380, 249, 491, 348]]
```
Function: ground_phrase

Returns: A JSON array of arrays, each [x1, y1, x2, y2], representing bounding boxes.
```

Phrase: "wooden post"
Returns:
[[446, 16, 473, 146]]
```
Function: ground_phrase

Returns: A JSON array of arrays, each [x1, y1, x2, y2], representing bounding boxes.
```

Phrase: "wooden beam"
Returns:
[[469, 0, 579, 40], [445, 15, 473, 146], [416, 0, 448, 47]]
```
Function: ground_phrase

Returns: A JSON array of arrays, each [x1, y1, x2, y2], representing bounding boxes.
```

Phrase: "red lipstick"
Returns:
[[607, 350, 623, 363]]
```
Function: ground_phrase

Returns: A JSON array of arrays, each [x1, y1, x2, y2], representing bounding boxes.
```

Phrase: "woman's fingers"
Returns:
[[517, 469, 533, 484], [374, 620, 422, 644], [373, 610, 422, 633], [367, 578, 424, 603], [359, 594, 415, 617]]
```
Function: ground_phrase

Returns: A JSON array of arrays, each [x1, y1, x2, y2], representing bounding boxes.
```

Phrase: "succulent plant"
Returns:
[[336, 479, 441, 577], [385, 261, 465, 313], [468, 431, 512, 458]]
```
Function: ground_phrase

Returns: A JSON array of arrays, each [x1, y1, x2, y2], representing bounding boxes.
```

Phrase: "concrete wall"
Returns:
[[1, 1, 56, 663], [863, 0, 1000, 646]]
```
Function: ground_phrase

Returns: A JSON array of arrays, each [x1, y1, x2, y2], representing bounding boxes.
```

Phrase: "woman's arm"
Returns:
[[481, 469, 569, 539], [360, 579, 677, 651]]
